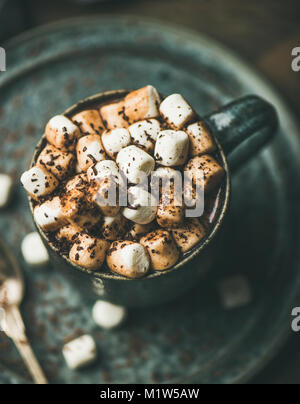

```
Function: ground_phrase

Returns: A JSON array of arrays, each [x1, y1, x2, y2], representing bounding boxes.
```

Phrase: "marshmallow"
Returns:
[[65, 173, 89, 192], [69, 234, 109, 270], [62, 335, 97, 370], [124, 85, 161, 123], [151, 167, 182, 199], [140, 230, 179, 270], [101, 128, 131, 159], [88, 178, 120, 217], [99, 100, 129, 129], [154, 130, 189, 166], [159, 93, 195, 129], [37, 144, 75, 180], [0, 174, 13, 208], [101, 214, 127, 241], [34, 196, 68, 231], [92, 300, 127, 329], [56, 224, 81, 242], [123, 186, 157, 225], [186, 121, 216, 156], [101, 214, 124, 239], [87, 160, 123, 185], [156, 186, 185, 229], [127, 223, 156, 240], [117, 145, 155, 184], [45, 115, 81, 151], [128, 119, 160, 153], [21, 166, 59, 200], [72, 109, 105, 136], [21, 232, 49, 266], [106, 240, 150, 279], [61, 189, 102, 229], [218, 275, 252, 310], [76, 134, 106, 172], [185, 155, 225, 193], [172, 218, 206, 253]]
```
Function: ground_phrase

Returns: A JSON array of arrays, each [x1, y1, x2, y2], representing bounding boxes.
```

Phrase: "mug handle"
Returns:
[[203, 95, 279, 171]]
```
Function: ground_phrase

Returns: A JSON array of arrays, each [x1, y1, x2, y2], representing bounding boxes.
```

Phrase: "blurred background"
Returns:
[[0, 0, 300, 384]]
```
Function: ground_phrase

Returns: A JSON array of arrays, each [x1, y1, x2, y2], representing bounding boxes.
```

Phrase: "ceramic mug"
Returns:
[[28, 90, 278, 307]]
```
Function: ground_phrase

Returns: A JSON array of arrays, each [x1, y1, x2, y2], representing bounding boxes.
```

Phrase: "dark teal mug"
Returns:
[[28, 90, 278, 307]]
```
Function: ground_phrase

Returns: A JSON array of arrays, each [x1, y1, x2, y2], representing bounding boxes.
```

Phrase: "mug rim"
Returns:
[[29, 89, 231, 281]]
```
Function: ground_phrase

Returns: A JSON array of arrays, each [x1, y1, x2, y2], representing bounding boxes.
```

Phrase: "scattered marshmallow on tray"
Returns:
[[0, 174, 13, 208], [21, 232, 49, 266], [218, 275, 252, 310], [92, 300, 127, 330], [62, 334, 97, 370], [159, 93, 195, 129]]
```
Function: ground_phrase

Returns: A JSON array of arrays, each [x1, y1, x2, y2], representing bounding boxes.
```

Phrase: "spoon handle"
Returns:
[[4, 306, 48, 384]]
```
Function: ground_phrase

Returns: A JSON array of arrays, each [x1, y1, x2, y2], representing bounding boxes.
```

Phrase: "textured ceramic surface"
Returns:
[[0, 16, 299, 384]]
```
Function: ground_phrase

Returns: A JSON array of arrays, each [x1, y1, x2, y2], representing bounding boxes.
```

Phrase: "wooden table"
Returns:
[[22, 0, 300, 384]]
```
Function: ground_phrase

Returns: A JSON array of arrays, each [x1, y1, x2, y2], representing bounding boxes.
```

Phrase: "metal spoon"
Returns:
[[0, 239, 48, 384]]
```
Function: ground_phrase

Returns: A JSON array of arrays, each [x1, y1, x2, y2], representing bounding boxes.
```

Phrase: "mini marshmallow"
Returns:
[[127, 223, 156, 240], [172, 218, 206, 253], [76, 134, 106, 172], [117, 145, 155, 184], [21, 166, 59, 200], [140, 230, 179, 270], [151, 167, 182, 199], [101, 128, 131, 160], [45, 115, 81, 151], [34, 196, 68, 231], [69, 234, 109, 270], [128, 119, 160, 153], [72, 109, 105, 136], [106, 240, 150, 279], [61, 189, 102, 229], [101, 214, 127, 241], [156, 186, 185, 229], [92, 300, 127, 329], [37, 144, 75, 180], [159, 93, 195, 129], [100, 101, 129, 129], [185, 155, 225, 193], [62, 334, 97, 370], [186, 121, 216, 156], [56, 224, 81, 242], [65, 173, 89, 192], [21, 232, 49, 266], [0, 174, 13, 208], [124, 85, 161, 123], [218, 275, 252, 310], [123, 186, 157, 225], [88, 178, 120, 217], [154, 130, 189, 166], [87, 160, 123, 185]]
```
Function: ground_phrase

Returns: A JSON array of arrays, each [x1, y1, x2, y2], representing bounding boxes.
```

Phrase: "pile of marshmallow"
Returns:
[[20, 85, 225, 278]]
